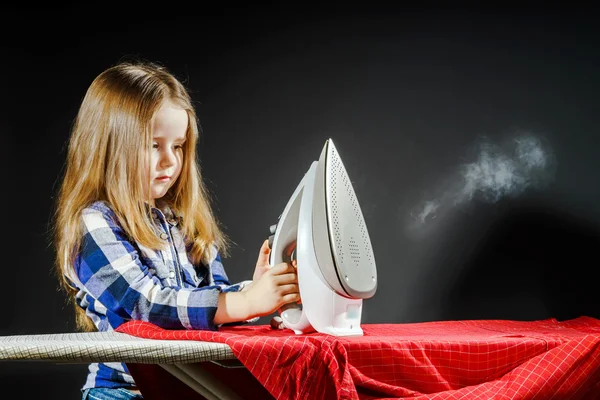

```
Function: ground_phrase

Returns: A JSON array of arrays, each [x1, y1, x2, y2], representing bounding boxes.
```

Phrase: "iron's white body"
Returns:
[[269, 139, 377, 337]]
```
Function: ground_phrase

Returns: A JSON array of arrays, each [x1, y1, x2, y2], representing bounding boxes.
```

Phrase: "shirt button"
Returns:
[[160, 233, 168, 240], [169, 271, 176, 278]]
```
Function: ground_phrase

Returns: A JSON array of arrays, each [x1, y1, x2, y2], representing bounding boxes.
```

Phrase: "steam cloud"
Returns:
[[410, 133, 555, 226]]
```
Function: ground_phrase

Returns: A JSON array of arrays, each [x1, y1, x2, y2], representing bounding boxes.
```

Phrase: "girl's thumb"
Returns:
[[259, 239, 271, 260]]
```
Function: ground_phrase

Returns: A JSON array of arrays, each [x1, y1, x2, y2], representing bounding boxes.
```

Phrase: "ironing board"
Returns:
[[0, 330, 251, 400], [2, 317, 600, 400]]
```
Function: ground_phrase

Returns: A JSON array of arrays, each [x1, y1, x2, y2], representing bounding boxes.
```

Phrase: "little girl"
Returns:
[[52, 59, 300, 399]]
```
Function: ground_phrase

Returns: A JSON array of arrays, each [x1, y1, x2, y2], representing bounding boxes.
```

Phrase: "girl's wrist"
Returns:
[[240, 281, 254, 292], [239, 289, 253, 320], [215, 291, 254, 325]]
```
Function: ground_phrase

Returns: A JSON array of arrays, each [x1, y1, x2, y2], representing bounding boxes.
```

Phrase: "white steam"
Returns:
[[410, 133, 555, 225]]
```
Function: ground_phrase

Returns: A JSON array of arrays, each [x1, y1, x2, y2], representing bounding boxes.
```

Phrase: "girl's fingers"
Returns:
[[273, 272, 298, 285], [278, 283, 299, 294], [270, 262, 296, 276], [281, 293, 302, 304]]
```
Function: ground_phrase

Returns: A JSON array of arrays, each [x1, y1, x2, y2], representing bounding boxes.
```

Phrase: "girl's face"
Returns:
[[144, 99, 188, 205]]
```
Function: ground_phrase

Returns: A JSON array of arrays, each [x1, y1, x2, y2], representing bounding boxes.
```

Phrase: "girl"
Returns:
[[52, 59, 300, 399]]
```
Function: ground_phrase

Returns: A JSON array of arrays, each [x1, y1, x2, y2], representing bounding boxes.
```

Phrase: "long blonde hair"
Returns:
[[53, 59, 231, 331]]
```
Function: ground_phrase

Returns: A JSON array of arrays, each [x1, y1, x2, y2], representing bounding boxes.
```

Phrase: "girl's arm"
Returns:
[[76, 205, 231, 330], [214, 291, 250, 325], [75, 203, 299, 330], [215, 262, 299, 325]]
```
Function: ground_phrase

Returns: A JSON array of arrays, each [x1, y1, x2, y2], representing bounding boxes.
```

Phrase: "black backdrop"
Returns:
[[2, 5, 599, 399]]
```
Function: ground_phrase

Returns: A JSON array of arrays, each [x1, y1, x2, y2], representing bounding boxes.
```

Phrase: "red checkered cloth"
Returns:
[[117, 317, 600, 400]]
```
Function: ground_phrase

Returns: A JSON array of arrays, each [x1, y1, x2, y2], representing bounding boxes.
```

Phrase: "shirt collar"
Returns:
[[149, 200, 182, 227]]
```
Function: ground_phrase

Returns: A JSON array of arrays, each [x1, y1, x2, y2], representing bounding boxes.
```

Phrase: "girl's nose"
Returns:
[[160, 150, 176, 168]]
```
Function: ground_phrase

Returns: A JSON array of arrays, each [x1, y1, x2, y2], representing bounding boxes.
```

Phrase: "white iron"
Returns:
[[268, 138, 377, 336]]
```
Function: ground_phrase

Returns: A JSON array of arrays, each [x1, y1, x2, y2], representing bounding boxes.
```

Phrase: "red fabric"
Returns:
[[117, 317, 600, 400]]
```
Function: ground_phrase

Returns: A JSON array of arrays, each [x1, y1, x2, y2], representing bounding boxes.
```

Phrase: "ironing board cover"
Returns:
[[117, 317, 600, 400]]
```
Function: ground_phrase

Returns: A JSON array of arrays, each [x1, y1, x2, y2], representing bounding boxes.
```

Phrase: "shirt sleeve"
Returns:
[[76, 206, 226, 331], [209, 250, 249, 291]]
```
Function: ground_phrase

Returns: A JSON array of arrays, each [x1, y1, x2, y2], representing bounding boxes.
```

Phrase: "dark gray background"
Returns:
[[2, 5, 599, 399]]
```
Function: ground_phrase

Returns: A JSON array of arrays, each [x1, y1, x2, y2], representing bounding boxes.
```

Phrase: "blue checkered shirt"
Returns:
[[68, 201, 253, 391]]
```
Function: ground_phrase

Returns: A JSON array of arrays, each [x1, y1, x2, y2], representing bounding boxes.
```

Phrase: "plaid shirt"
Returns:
[[68, 200, 253, 391]]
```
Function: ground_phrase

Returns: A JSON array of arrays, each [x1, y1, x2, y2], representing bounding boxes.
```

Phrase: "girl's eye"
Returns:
[[151, 143, 184, 150]]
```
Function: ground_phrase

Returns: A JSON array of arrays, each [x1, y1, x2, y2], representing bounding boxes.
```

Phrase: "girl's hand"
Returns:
[[243, 262, 300, 318], [252, 239, 271, 282]]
